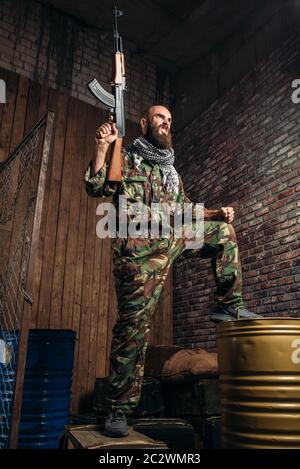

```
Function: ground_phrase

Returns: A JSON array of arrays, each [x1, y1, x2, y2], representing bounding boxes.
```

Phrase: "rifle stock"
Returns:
[[107, 137, 122, 182]]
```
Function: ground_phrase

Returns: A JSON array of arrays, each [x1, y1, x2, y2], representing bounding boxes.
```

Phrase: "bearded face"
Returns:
[[145, 121, 173, 149]]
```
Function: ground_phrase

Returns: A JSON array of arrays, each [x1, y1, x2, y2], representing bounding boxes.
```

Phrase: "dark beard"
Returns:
[[145, 123, 173, 149]]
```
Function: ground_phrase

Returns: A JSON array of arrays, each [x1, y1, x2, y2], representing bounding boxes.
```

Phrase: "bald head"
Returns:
[[140, 105, 173, 149], [142, 105, 172, 121]]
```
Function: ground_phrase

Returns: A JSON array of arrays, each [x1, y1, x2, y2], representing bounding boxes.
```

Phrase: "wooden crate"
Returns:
[[60, 424, 168, 449], [166, 378, 221, 417], [132, 418, 195, 449], [180, 415, 222, 449], [204, 416, 222, 449]]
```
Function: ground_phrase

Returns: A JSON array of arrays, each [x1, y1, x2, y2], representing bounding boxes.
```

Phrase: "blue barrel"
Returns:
[[0, 331, 19, 449], [18, 329, 76, 449]]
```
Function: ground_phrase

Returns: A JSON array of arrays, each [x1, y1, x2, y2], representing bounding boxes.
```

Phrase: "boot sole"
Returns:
[[211, 311, 261, 322]]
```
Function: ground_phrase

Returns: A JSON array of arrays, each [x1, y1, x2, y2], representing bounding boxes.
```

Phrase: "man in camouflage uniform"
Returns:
[[84, 105, 259, 437]]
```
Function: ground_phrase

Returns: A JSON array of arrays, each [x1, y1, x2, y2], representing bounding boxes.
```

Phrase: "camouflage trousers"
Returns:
[[107, 221, 244, 413]]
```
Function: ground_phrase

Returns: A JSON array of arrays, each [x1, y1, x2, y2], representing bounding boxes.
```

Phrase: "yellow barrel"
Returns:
[[216, 318, 300, 449]]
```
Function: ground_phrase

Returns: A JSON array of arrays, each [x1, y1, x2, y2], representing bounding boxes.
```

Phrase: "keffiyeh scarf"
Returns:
[[126, 137, 179, 194]]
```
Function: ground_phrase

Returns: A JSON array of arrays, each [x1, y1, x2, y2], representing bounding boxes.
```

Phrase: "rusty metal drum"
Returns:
[[216, 318, 300, 449]]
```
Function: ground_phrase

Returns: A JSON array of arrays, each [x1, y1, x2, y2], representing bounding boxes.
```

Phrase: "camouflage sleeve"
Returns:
[[84, 161, 119, 198]]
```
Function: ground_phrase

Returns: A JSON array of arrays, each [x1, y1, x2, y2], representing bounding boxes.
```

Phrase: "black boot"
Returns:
[[211, 305, 261, 323], [103, 409, 128, 437]]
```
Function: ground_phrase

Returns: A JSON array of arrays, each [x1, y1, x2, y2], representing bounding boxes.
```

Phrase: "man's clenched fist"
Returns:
[[221, 206, 235, 223], [95, 122, 118, 147]]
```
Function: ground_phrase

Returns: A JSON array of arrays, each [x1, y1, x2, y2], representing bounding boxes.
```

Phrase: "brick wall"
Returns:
[[173, 34, 300, 351], [0, 0, 170, 122]]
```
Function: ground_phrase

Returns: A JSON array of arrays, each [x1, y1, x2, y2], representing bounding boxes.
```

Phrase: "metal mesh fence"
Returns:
[[0, 115, 49, 448]]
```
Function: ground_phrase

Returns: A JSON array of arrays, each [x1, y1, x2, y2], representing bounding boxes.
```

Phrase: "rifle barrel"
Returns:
[[113, 5, 123, 52]]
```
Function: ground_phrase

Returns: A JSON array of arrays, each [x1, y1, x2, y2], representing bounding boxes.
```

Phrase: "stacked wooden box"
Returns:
[[164, 378, 221, 448], [67, 345, 221, 449], [60, 424, 168, 449]]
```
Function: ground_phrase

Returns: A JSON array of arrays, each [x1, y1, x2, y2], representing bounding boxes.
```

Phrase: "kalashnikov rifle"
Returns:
[[88, 5, 125, 182]]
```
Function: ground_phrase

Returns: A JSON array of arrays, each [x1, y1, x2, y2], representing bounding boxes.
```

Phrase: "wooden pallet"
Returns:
[[60, 424, 168, 449]]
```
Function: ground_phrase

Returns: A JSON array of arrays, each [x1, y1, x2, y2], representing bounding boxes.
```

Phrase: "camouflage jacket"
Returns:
[[84, 149, 188, 207], [84, 149, 202, 254]]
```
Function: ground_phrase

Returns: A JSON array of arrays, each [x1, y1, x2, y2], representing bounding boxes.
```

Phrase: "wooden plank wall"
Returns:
[[0, 68, 173, 413]]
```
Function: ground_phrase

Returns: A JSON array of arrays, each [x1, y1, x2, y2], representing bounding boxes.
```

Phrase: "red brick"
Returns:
[[278, 188, 295, 199]]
